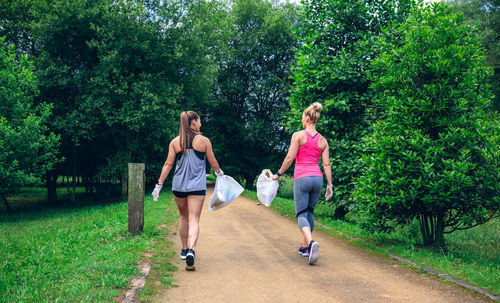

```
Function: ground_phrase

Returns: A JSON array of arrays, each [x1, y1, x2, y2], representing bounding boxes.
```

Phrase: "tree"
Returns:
[[26, 0, 221, 200], [287, 0, 414, 219], [0, 37, 60, 211], [206, 0, 298, 189], [447, 0, 500, 110], [355, 3, 500, 248]]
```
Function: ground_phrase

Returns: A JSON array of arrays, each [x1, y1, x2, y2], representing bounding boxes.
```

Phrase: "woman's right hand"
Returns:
[[152, 183, 163, 201]]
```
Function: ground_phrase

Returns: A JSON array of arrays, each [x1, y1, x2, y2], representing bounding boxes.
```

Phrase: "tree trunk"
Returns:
[[419, 213, 446, 249], [47, 171, 58, 204], [1, 194, 12, 212], [419, 214, 431, 246], [71, 145, 76, 203], [434, 212, 446, 250], [83, 176, 92, 195]]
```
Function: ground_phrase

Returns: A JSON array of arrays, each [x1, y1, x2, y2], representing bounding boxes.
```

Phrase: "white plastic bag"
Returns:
[[256, 169, 279, 207], [208, 175, 244, 211]]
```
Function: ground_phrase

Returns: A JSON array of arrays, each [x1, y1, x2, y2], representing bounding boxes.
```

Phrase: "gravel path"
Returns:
[[153, 188, 491, 303]]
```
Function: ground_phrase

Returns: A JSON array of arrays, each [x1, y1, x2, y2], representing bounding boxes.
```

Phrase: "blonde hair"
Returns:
[[303, 102, 323, 124], [179, 111, 200, 155]]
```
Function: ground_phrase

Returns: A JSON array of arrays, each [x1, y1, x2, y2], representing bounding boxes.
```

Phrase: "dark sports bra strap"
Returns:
[[188, 134, 196, 149]]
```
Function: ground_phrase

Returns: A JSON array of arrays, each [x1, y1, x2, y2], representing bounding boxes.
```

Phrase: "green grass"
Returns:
[[242, 190, 500, 295], [0, 189, 178, 302]]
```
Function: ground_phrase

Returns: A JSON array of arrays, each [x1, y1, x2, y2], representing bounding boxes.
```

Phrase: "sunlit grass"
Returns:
[[0, 190, 177, 302]]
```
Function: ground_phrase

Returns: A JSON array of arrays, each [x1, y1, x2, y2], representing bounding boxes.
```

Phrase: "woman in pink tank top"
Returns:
[[273, 102, 333, 265]]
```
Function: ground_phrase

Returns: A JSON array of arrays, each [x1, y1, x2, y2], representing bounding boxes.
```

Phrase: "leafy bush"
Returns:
[[355, 3, 500, 248], [277, 175, 294, 200]]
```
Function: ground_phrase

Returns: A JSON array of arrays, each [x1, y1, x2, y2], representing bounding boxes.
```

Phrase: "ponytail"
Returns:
[[179, 111, 200, 155]]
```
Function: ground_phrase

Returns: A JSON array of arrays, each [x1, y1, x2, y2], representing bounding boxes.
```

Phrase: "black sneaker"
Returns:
[[298, 246, 309, 257], [180, 249, 188, 260], [308, 241, 319, 265], [185, 249, 195, 271]]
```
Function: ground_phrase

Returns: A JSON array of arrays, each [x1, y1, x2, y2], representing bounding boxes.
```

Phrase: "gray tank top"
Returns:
[[172, 135, 206, 192]]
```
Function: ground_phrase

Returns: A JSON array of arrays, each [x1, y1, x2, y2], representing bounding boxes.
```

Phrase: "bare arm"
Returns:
[[321, 138, 332, 186], [205, 138, 222, 175], [275, 132, 300, 177], [158, 140, 176, 184]]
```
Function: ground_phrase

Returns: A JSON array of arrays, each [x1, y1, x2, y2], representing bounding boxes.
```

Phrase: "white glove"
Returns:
[[325, 185, 333, 201], [152, 183, 163, 201], [215, 169, 224, 176]]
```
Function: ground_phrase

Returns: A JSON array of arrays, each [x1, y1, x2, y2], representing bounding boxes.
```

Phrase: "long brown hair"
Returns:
[[179, 111, 200, 155]]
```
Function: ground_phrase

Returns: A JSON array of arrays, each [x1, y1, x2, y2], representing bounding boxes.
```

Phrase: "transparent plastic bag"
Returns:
[[208, 175, 244, 211], [256, 169, 279, 207]]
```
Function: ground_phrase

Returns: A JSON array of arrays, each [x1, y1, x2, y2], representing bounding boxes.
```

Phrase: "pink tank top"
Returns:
[[294, 130, 323, 180]]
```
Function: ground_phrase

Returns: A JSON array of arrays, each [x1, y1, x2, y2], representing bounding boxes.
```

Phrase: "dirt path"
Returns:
[[153, 188, 491, 303]]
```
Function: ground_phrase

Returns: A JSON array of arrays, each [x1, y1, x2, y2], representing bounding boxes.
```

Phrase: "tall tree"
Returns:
[[355, 3, 499, 248], [447, 0, 500, 110], [0, 38, 60, 211], [206, 0, 298, 189], [23, 0, 222, 200], [287, 0, 414, 219], [84, 0, 183, 193]]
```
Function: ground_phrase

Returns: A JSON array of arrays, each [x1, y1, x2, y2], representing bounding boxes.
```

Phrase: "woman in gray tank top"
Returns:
[[152, 111, 223, 271]]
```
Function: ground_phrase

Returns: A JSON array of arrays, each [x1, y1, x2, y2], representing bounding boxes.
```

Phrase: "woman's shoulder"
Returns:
[[318, 134, 328, 149], [195, 134, 210, 142], [292, 130, 306, 137], [292, 130, 307, 141], [192, 134, 211, 151], [170, 136, 181, 150], [170, 136, 180, 144]]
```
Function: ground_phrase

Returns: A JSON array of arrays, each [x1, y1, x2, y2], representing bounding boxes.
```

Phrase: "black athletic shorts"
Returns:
[[172, 190, 206, 198]]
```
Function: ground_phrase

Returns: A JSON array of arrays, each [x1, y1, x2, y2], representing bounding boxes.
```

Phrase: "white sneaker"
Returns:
[[308, 241, 319, 265]]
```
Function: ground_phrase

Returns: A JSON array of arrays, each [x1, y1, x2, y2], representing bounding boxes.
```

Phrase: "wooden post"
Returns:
[[128, 163, 145, 235]]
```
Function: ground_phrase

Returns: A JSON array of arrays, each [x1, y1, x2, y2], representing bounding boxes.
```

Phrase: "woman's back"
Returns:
[[172, 134, 206, 192], [294, 130, 323, 180]]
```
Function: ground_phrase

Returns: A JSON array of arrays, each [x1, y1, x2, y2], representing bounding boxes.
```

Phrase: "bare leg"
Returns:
[[174, 196, 189, 249], [301, 227, 313, 247], [187, 195, 205, 249]]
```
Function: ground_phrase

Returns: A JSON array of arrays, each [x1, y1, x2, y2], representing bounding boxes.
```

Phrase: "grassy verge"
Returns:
[[0, 190, 178, 302], [242, 190, 499, 296]]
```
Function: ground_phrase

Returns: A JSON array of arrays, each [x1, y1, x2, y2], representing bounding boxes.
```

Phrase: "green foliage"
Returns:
[[447, 0, 500, 110], [0, 0, 231, 197], [206, 0, 298, 189], [288, 0, 414, 217], [0, 38, 60, 203], [28, 0, 185, 186], [277, 175, 294, 200], [355, 3, 500, 247]]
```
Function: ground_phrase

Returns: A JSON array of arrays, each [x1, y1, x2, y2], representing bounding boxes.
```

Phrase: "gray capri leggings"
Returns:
[[294, 176, 323, 231]]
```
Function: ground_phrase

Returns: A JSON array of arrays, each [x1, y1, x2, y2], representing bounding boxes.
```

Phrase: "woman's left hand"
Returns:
[[325, 185, 333, 200]]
